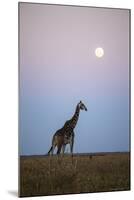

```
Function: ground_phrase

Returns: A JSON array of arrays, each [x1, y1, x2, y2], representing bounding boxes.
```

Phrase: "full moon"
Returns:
[[95, 47, 104, 58]]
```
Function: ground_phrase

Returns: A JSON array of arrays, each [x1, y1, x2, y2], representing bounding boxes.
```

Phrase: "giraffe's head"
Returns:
[[79, 101, 87, 111]]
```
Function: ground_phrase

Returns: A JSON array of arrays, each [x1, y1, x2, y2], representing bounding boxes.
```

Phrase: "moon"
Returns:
[[95, 47, 104, 58]]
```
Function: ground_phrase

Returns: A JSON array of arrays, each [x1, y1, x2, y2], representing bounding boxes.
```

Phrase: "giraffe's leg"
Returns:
[[48, 145, 56, 155], [55, 134, 65, 155], [57, 143, 62, 155], [70, 132, 75, 155], [61, 144, 66, 154], [51, 144, 56, 155]]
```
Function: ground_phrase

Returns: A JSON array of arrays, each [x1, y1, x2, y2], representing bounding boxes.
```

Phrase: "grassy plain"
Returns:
[[19, 152, 130, 197]]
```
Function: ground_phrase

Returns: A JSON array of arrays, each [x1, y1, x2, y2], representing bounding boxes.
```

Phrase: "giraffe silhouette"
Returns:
[[47, 101, 87, 155]]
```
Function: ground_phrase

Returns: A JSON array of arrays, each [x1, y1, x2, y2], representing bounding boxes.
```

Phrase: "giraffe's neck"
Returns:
[[70, 104, 80, 129]]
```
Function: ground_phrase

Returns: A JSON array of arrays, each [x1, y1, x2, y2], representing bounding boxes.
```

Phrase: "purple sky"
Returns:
[[19, 3, 130, 155]]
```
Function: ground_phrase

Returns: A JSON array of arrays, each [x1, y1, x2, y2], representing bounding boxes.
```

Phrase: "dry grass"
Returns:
[[19, 152, 130, 197]]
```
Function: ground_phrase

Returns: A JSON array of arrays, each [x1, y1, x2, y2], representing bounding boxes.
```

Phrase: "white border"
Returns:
[[0, 0, 133, 199]]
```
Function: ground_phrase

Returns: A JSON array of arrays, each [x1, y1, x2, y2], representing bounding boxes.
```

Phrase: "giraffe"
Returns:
[[47, 101, 87, 155]]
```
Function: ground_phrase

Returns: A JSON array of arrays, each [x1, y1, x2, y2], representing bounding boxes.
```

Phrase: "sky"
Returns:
[[19, 3, 130, 155]]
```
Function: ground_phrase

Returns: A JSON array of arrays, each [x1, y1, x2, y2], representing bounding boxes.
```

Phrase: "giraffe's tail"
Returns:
[[47, 146, 53, 155]]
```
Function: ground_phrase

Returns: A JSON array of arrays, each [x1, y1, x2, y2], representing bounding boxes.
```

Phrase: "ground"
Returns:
[[19, 152, 130, 197]]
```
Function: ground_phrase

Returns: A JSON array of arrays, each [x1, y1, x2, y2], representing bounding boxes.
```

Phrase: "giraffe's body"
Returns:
[[48, 101, 87, 155]]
